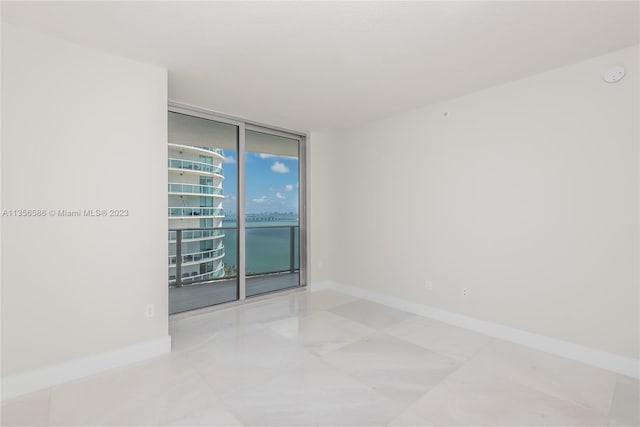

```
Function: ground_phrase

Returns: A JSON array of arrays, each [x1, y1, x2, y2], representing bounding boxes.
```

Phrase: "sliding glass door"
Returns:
[[168, 112, 239, 314], [245, 130, 301, 297], [167, 108, 305, 314]]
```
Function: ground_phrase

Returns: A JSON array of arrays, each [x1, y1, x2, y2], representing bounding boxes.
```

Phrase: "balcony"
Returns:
[[168, 158, 223, 176], [168, 207, 224, 218], [168, 229, 225, 242], [168, 263, 225, 286], [168, 225, 300, 314], [168, 143, 224, 158], [169, 272, 300, 314], [168, 183, 224, 197], [169, 247, 225, 266]]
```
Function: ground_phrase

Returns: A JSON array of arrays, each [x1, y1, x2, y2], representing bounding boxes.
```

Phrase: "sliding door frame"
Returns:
[[168, 101, 308, 306]]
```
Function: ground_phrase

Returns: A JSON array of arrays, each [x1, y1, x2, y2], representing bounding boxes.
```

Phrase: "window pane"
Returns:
[[245, 130, 300, 297], [168, 112, 239, 314]]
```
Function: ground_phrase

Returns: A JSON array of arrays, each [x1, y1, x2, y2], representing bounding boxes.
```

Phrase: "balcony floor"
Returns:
[[169, 271, 300, 314]]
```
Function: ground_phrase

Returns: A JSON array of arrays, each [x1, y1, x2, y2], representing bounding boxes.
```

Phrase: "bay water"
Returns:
[[221, 220, 300, 275]]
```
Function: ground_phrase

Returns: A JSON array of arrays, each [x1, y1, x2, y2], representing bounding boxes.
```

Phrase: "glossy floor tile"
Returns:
[[388, 408, 437, 427], [0, 290, 633, 427], [185, 324, 309, 394], [161, 404, 243, 426], [609, 375, 640, 426], [321, 332, 459, 406], [384, 316, 491, 362], [329, 299, 416, 330], [48, 354, 217, 426], [264, 310, 375, 355], [169, 292, 313, 353], [0, 390, 50, 426], [289, 288, 358, 311], [463, 340, 618, 416], [406, 367, 608, 426], [219, 353, 400, 426]]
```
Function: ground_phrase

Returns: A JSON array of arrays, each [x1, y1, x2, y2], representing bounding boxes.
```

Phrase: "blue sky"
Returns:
[[220, 151, 299, 214]]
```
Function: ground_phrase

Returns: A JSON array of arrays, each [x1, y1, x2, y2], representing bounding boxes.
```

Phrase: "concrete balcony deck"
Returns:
[[169, 271, 300, 314]]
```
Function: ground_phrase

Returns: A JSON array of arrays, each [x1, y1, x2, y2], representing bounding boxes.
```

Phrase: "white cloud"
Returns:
[[251, 196, 267, 203], [275, 192, 286, 199], [284, 184, 294, 191], [271, 161, 289, 174], [223, 155, 236, 164], [258, 153, 276, 159]]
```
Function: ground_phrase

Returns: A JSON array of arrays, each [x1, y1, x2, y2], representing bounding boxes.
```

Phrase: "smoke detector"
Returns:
[[603, 66, 625, 83]]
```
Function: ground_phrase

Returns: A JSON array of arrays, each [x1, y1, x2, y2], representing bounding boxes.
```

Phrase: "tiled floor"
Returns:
[[2, 290, 639, 426]]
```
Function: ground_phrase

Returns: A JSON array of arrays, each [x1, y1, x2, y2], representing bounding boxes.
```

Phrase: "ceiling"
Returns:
[[2, 1, 639, 132]]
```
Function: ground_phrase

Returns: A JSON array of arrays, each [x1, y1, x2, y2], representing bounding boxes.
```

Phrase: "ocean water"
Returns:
[[221, 221, 300, 275]]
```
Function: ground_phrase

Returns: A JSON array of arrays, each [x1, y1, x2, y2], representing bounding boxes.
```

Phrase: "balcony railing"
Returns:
[[168, 158, 223, 175], [169, 247, 225, 266], [168, 207, 224, 218], [169, 225, 299, 287], [168, 229, 225, 242], [245, 225, 299, 276], [168, 264, 225, 286], [168, 183, 224, 196]]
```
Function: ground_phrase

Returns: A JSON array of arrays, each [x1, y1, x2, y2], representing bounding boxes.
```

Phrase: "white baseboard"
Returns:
[[1, 335, 171, 401], [313, 281, 640, 379]]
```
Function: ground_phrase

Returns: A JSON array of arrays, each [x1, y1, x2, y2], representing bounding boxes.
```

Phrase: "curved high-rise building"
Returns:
[[168, 143, 225, 286]]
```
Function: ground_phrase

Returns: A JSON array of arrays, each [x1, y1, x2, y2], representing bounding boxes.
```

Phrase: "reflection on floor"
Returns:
[[169, 272, 300, 314], [2, 290, 638, 426]]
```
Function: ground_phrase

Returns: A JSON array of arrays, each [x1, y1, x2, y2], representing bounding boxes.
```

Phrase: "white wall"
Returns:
[[324, 45, 639, 360], [308, 133, 335, 285], [1, 24, 169, 384]]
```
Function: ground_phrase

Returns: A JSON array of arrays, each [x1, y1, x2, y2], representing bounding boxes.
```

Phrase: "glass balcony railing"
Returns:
[[168, 183, 224, 196], [168, 229, 225, 242], [168, 226, 299, 287], [169, 247, 225, 266], [168, 207, 224, 217], [168, 264, 225, 286], [245, 226, 300, 276], [169, 227, 235, 287], [168, 158, 223, 175]]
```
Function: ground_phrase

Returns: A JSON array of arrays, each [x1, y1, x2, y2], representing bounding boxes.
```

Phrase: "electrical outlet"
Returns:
[[145, 304, 155, 318], [461, 288, 469, 297], [425, 280, 433, 291]]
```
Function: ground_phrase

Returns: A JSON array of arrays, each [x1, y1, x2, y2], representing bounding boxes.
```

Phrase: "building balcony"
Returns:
[[168, 183, 224, 197], [168, 229, 225, 242], [169, 247, 225, 266], [168, 207, 224, 218], [168, 158, 223, 177], [168, 263, 225, 286], [168, 142, 224, 159], [169, 271, 300, 314], [168, 225, 299, 289]]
